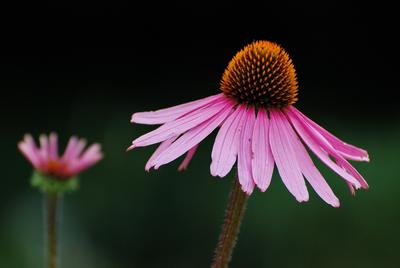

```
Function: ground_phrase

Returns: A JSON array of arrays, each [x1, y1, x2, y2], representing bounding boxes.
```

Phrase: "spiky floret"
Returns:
[[220, 40, 298, 108]]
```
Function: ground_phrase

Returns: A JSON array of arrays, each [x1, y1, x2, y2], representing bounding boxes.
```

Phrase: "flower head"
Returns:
[[18, 133, 103, 180], [128, 40, 369, 207]]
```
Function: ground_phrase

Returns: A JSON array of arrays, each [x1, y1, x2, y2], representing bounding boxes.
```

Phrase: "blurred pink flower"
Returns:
[[128, 41, 369, 207], [18, 133, 103, 179]]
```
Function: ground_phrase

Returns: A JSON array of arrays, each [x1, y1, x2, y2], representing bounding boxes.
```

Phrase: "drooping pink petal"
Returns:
[[48, 132, 58, 160], [210, 105, 246, 177], [178, 144, 199, 171], [287, 108, 368, 189], [145, 136, 178, 171], [251, 109, 274, 192], [153, 102, 234, 169], [346, 181, 356, 196], [285, 109, 362, 189], [282, 113, 340, 207], [269, 109, 309, 202], [288, 106, 369, 162], [129, 98, 231, 149], [18, 134, 42, 168], [131, 93, 225, 125], [237, 107, 256, 195]]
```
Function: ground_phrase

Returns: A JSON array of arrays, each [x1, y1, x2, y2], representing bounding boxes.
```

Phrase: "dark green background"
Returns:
[[1, 1, 399, 267]]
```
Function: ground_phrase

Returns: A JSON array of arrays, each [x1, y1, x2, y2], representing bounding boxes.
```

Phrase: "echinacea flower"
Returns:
[[19, 133, 103, 268], [128, 40, 369, 207], [18, 133, 103, 191]]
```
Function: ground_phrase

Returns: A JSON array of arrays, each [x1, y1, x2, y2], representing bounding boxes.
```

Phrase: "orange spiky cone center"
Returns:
[[220, 40, 298, 108]]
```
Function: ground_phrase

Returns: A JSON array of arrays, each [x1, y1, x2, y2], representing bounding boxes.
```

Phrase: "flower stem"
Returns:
[[44, 192, 62, 268], [211, 177, 248, 268]]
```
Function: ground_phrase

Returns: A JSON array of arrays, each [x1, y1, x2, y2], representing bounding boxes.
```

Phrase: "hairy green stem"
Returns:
[[44, 193, 62, 268], [211, 178, 248, 268]]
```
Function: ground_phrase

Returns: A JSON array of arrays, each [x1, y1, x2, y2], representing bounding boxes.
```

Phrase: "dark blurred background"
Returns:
[[1, 1, 399, 267]]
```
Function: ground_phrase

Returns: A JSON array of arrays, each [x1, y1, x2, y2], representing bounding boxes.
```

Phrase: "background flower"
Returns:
[[18, 133, 103, 180]]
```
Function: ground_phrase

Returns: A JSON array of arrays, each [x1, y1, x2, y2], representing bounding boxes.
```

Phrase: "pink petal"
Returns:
[[251, 109, 274, 192], [346, 181, 356, 196], [210, 105, 246, 177], [49, 133, 58, 160], [39, 134, 50, 161], [129, 98, 232, 149], [285, 109, 363, 189], [178, 144, 199, 171], [62, 137, 78, 160], [153, 102, 234, 169], [237, 107, 256, 195], [131, 93, 225, 125], [287, 108, 368, 189], [269, 109, 309, 202], [288, 106, 369, 162], [283, 113, 340, 207], [70, 143, 103, 174], [18, 134, 42, 168], [80, 143, 103, 162], [145, 136, 177, 171], [62, 137, 87, 162]]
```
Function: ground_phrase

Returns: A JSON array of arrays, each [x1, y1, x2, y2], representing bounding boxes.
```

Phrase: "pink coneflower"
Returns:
[[129, 40, 369, 267], [18, 133, 103, 268], [18, 133, 103, 179], [128, 40, 369, 207]]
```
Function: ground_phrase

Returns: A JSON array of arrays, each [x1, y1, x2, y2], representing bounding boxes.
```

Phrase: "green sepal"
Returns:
[[30, 171, 79, 194]]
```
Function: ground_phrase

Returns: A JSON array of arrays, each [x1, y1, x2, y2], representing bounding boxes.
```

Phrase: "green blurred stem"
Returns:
[[44, 192, 62, 268], [211, 178, 248, 268]]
